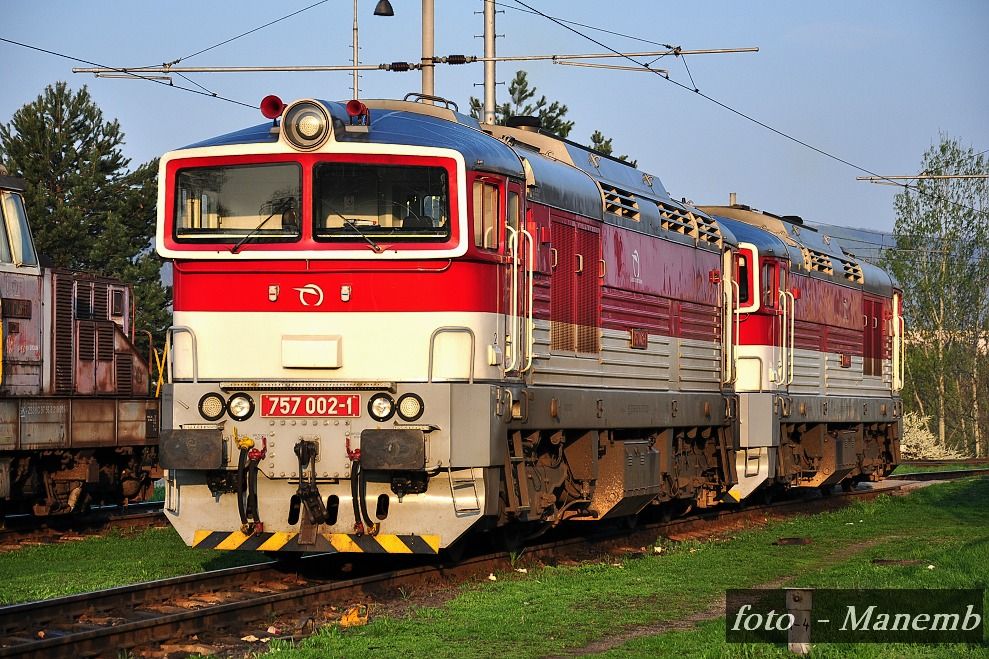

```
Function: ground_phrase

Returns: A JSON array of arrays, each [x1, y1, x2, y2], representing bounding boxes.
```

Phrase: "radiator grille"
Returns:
[[97, 323, 115, 362], [78, 320, 96, 362], [53, 275, 75, 394], [75, 281, 92, 320], [115, 353, 133, 396], [550, 221, 575, 351], [575, 226, 600, 354], [93, 284, 109, 320]]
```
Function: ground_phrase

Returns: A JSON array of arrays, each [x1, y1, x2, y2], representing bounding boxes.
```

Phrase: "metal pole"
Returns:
[[353, 0, 359, 98], [483, 0, 496, 123], [422, 0, 434, 101]]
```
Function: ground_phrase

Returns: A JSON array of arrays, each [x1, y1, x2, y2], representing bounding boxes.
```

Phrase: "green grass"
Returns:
[[0, 527, 264, 604], [893, 462, 988, 475], [263, 478, 989, 658]]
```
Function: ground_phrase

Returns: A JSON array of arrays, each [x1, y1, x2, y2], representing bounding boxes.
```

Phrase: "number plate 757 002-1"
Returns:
[[260, 394, 360, 417]]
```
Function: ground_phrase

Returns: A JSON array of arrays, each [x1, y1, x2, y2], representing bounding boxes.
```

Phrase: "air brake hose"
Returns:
[[346, 437, 378, 536], [237, 447, 249, 525], [235, 430, 264, 534]]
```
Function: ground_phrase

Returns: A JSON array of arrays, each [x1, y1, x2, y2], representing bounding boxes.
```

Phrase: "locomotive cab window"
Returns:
[[0, 191, 38, 266], [473, 181, 499, 250], [313, 163, 450, 242], [736, 253, 750, 304], [174, 163, 301, 243]]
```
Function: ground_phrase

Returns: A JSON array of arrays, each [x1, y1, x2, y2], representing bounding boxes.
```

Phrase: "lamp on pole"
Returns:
[[354, 0, 396, 99]]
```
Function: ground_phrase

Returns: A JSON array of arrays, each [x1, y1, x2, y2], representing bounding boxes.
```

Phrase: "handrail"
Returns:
[[505, 226, 520, 373], [784, 290, 796, 386], [721, 283, 732, 384], [899, 317, 906, 390], [427, 326, 475, 384], [731, 279, 742, 382], [166, 325, 198, 383], [777, 290, 789, 387], [521, 227, 535, 373]]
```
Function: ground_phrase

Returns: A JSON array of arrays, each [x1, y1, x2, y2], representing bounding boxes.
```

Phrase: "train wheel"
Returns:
[[440, 538, 468, 564]]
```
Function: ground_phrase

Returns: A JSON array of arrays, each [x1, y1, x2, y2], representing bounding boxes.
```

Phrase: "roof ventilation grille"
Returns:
[[694, 213, 723, 247], [658, 201, 697, 237], [838, 257, 864, 284], [803, 247, 835, 275], [600, 183, 640, 221]]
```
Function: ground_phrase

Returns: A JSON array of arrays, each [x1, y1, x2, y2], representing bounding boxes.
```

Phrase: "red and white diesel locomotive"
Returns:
[[157, 95, 901, 555]]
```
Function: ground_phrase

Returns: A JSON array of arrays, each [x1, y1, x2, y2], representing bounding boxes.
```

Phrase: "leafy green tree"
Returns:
[[0, 82, 171, 359], [883, 136, 989, 455]]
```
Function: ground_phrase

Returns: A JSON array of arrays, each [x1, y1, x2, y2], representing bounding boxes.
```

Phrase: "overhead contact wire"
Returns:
[[509, 0, 988, 219], [0, 36, 254, 108]]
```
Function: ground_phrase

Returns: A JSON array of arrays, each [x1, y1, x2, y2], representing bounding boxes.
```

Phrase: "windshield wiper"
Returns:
[[322, 203, 383, 253], [343, 219, 384, 253], [231, 199, 295, 254]]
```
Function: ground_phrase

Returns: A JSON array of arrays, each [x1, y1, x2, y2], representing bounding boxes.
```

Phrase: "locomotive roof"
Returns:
[[182, 97, 735, 252], [486, 123, 733, 252], [702, 203, 893, 296], [711, 216, 789, 257], [183, 98, 525, 179]]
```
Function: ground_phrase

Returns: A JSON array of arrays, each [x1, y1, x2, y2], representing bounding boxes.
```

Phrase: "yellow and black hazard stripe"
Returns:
[[192, 529, 441, 554]]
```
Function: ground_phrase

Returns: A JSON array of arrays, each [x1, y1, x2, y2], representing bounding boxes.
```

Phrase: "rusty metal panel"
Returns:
[[0, 271, 44, 396], [19, 399, 69, 449], [360, 429, 426, 470], [0, 400, 18, 449], [160, 428, 223, 469], [117, 400, 156, 445], [70, 398, 116, 447]]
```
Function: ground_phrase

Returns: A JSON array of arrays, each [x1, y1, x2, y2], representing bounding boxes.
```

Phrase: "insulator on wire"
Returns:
[[446, 55, 468, 65], [389, 62, 412, 72]]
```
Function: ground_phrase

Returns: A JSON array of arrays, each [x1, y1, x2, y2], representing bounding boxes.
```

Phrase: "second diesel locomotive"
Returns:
[[156, 96, 901, 555], [0, 167, 160, 516]]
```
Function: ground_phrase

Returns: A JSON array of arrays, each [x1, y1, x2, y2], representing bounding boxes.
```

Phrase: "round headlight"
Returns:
[[227, 393, 255, 421], [198, 392, 226, 422], [282, 100, 331, 151], [368, 393, 395, 422], [397, 393, 424, 422]]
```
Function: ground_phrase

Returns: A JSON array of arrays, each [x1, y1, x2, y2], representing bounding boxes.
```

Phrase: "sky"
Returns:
[[2, 1, 987, 233]]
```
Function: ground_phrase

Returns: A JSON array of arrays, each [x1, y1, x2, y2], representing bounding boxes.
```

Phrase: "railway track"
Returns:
[[888, 467, 989, 481], [899, 458, 989, 467], [0, 474, 981, 658], [0, 502, 166, 552]]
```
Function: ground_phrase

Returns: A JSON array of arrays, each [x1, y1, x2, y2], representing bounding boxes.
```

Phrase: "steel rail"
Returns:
[[0, 475, 972, 657]]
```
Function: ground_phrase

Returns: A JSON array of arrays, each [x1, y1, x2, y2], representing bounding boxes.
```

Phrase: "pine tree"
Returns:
[[469, 70, 574, 138], [0, 82, 171, 355], [589, 129, 637, 167]]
